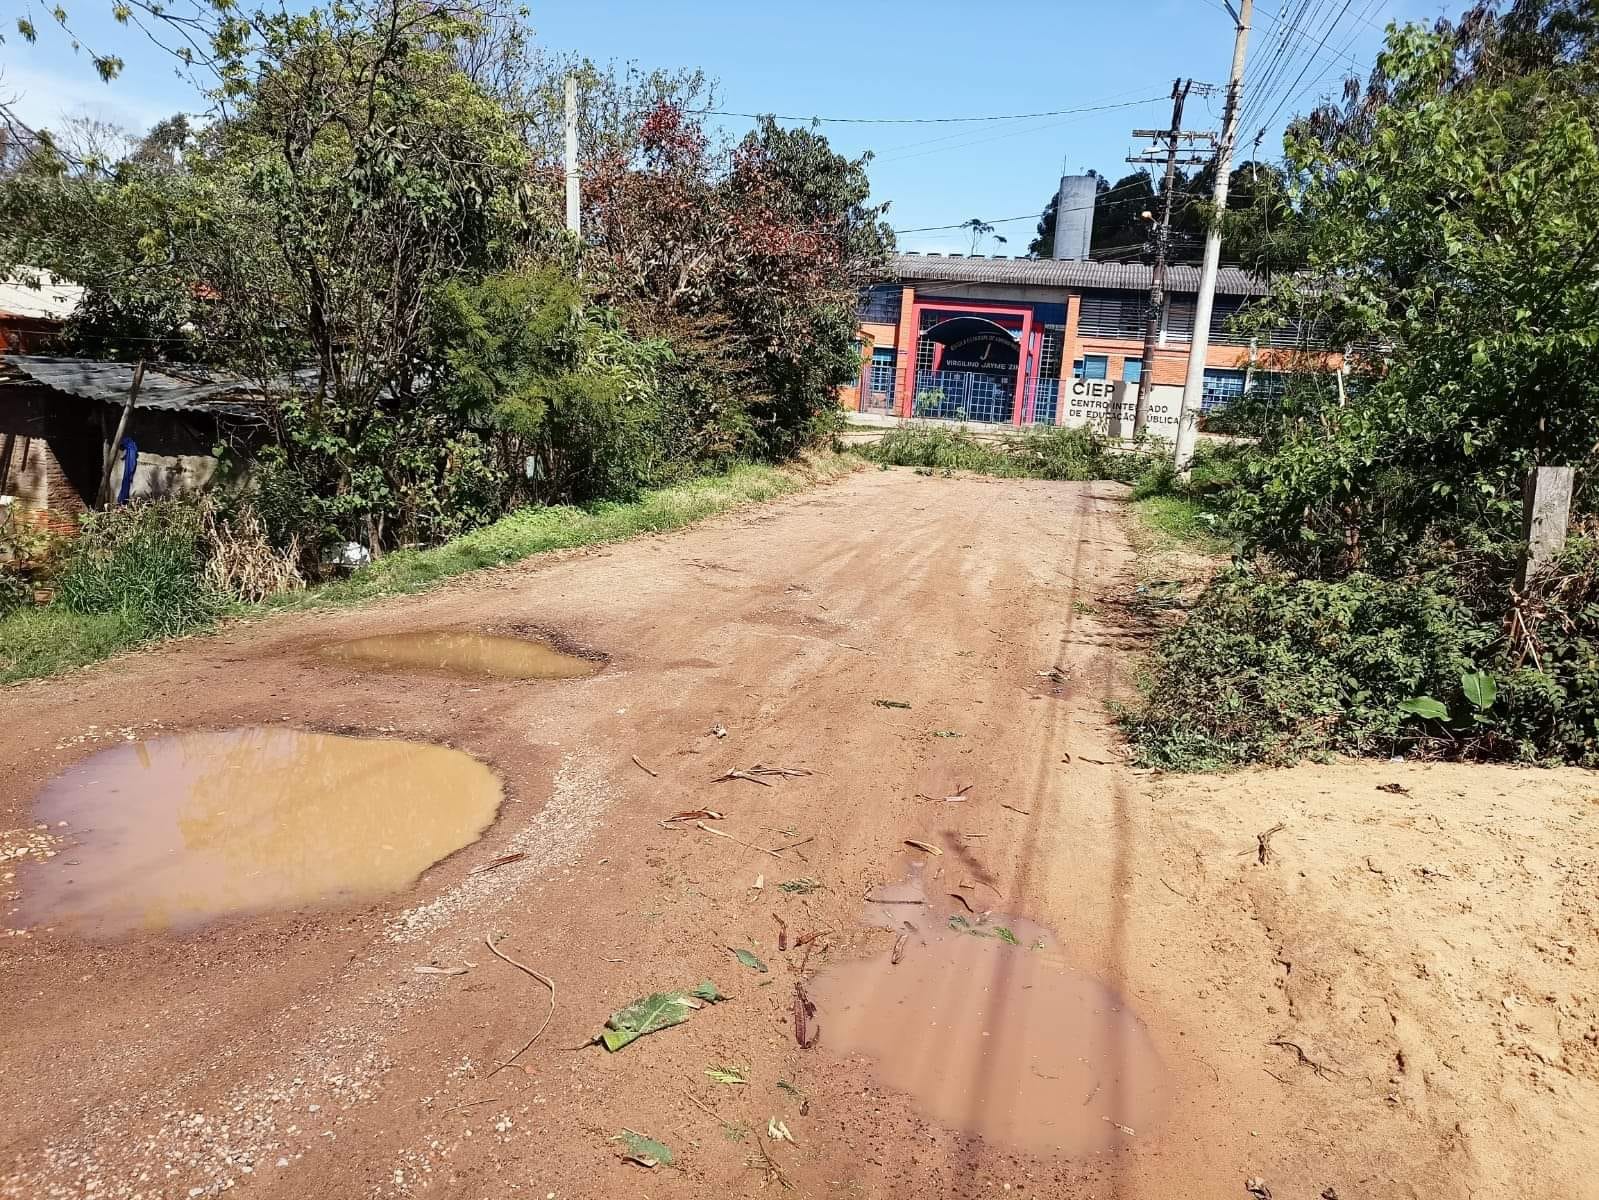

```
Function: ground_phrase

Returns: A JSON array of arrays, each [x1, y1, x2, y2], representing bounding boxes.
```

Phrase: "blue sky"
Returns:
[[6, 0, 1446, 251]]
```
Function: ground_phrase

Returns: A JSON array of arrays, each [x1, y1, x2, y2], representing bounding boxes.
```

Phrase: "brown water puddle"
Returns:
[[810, 872, 1169, 1157], [320, 630, 599, 680], [11, 728, 502, 936]]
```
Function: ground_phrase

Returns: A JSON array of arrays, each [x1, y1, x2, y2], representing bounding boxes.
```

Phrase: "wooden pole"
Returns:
[[1520, 465, 1574, 589], [98, 359, 145, 509]]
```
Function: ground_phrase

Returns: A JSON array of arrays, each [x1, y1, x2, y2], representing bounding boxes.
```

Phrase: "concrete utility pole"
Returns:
[[1127, 79, 1209, 438], [564, 75, 581, 237], [1173, 0, 1252, 473], [98, 359, 144, 509]]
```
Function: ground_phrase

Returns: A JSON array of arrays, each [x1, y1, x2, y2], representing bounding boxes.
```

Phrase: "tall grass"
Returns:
[[0, 455, 857, 685]]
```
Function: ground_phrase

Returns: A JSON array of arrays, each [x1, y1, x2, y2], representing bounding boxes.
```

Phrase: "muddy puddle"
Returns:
[[11, 728, 502, 935], [810, 868, 1169, 1156], [320, 630, 598, 680]]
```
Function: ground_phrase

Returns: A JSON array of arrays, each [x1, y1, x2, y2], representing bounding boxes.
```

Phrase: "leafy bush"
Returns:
[[859, 424, 1150, 482], [1124, 566, 1491, 769], [58, 500, 222, 636]]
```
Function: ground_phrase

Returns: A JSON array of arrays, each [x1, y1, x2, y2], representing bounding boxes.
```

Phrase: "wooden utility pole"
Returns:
[[98, 359, 144, 509], [1520, 466, 1574, 588], [1127, 79, 1209, 437], [564, 75, 581, 237], [1174, 0, 1253, 473]]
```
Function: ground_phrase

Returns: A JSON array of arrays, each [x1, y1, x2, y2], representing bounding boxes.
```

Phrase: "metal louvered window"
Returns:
[[1077, 291, 1147, 340]]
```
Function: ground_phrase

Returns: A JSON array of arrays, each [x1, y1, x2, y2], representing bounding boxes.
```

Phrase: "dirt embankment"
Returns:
[[1, 468, 1595, 1200]]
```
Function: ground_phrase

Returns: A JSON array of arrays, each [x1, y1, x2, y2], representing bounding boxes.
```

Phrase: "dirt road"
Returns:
[[2, 467, 1596, 1199]]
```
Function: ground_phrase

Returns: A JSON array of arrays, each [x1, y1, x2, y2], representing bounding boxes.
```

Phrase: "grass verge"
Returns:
[[0, 454, 858, 685]]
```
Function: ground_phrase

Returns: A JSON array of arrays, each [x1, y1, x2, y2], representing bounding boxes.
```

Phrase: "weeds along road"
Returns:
[[3, 466, 1596, 1200]]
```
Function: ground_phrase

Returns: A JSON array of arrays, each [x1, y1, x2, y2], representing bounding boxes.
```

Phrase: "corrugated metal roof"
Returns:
[[0, 271, 85, 321], [0, 356, 269, 420], [884, 253, 1271, 297]]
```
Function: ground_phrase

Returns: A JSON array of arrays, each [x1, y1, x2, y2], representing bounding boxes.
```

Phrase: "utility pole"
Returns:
[[1173, 0, 1252, 473], [564, 75, 581, 237], [1127, 79, 1209, 438]]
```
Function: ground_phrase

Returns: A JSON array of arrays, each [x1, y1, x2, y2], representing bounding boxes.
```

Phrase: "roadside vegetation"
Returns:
[[1123, 5, 1599, 771], [0, 457, 853, 684], [856, 424, 1148, 483], [0, 0, 886, 681]]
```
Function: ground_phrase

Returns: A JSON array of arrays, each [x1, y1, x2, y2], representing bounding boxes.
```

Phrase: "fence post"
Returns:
[[1520, 465, 1574, 589]]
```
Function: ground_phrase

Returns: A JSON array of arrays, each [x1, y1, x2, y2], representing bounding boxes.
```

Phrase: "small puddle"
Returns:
[[320, 631, 599, 681], [809, 872, 1169, 1156], [11, 728, 502, 936]]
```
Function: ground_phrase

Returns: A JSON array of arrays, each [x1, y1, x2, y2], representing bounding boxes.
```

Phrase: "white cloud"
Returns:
[[1, 60, 173, 135]]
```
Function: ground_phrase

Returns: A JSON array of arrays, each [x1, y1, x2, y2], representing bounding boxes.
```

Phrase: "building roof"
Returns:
[[885, 253, 1271, 297], [0, 271, 86, 321], [0, 355, 270, 421]]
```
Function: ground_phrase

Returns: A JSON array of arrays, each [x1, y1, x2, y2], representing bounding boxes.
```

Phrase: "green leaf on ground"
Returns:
[[778, 878, 823, 894], [705, 1065, 748, 1085], [873, 698, 912, 709], [731, 948, 768, 973], [776, 1079, 805, 1101], [1397, 695, 1449, 720], [931, 729, 961, 738], [992, 926, 1020, 945], [1461, 670, 1497, 710], [616, 1129, 673, 1167], [599, 982, 725, 1052]]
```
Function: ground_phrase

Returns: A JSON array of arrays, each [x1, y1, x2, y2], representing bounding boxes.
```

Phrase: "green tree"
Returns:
[[1236, 24, 1599, 576]]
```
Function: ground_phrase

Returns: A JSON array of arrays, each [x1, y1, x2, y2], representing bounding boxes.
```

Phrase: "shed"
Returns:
[[0, 356, 271, 534]]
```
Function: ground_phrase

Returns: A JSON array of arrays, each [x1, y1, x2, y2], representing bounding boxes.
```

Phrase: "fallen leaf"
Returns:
[[793, 982, 818, 1048], [873, 699, 912, 709], [1245, 1178, 1272, 1200], [891, 932, 908, 964], [767, 1117, 795, 1144], [468, 852, 526, 875], [413, 964, 470, 976], [778, 877, 823, 894], [731, 947, 768, 973], [616, 1129, 673, 1168], [903, 839, 943, 856], [752, 873, 765, 893], [662, 809, 722, 825], [599, 981, 725, 1052], [712, 768, 774, 787], [705, 1066, 748, 1085], [1376, 782, 1410, 795]]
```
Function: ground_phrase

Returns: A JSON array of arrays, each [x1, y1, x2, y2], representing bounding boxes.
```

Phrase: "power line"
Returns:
[[699, 96, 1166, 126], [891, 177, 1157, 235]]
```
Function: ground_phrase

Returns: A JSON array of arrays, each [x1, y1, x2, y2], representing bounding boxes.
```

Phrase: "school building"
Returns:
[[842, 252, 1322, 438]]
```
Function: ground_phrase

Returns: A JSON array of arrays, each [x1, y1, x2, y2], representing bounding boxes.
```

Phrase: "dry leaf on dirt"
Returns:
[[662, 809, 722, 825], [767, 1117, 795, 1143], [903, 838, 942, 856], [873, 699, 912, 709], [705, 1065, 748, 1085], [792, 982, 818, 1048], [413, 964, 470, 976]]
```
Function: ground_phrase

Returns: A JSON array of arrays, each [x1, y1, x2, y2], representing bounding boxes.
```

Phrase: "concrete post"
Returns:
[[1520, 466, 1574, 587]]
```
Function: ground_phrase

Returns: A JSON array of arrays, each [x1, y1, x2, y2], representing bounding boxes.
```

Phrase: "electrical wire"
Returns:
[[698, 95, 1170, 126]]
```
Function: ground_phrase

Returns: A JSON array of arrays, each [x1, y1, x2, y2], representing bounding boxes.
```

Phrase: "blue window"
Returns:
[[1122, 358, 1143, 384], [1072, 355, 1109, 381], [1200, 368, 1247, 411]]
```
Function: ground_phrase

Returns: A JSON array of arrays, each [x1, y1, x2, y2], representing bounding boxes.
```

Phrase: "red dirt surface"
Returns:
[[2, 468, 1596, 1199]]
